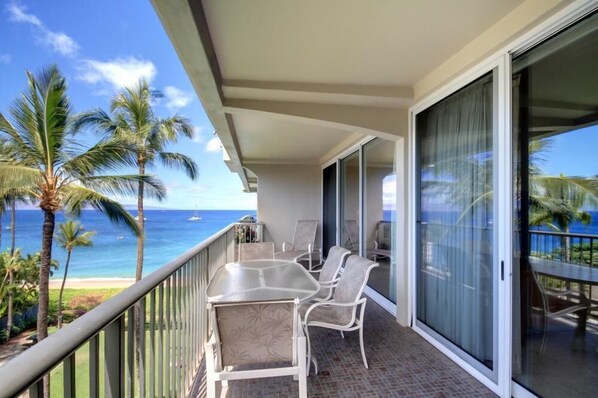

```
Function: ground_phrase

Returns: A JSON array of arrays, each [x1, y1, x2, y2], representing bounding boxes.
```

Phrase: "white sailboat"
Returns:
[[188, 207, 201, 221]]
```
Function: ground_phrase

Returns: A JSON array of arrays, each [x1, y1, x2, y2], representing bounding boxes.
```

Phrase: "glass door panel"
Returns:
[[322, 163, 337, 255], [340, 151, 360, 254], [363, 138, 397, 302], [416, 71, 497, 379], [512, 11, 598, 397]]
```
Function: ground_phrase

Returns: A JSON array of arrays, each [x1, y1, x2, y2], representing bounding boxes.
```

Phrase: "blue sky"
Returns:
[[542, 125, 598, 178], [0, 1, 257, 210]]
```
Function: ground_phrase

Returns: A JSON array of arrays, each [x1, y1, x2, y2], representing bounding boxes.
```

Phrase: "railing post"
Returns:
[[105, 315, 125, 398], [64, 353, 76, 398], [89, 335, 100, 398]]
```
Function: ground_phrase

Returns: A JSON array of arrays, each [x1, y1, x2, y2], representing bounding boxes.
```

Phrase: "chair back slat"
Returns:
[[239, 242, 275, 261], [214, 301, 296, 367], [320, 246, 350, 283], [291, 220, 318, 251], [335, 255, 377, 304]]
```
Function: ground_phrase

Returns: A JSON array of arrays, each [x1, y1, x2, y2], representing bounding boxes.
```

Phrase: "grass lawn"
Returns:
[[47, 287, 183, 396]]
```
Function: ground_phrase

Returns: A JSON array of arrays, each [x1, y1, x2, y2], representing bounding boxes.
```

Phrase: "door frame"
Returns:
[[408, 54, 511, 396]]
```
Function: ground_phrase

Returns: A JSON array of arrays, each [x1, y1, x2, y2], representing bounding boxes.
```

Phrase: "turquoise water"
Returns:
[[0, 209, 255, 279]]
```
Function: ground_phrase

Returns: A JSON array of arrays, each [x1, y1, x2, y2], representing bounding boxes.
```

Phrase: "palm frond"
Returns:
[[61, 185, 141, 236], [62, 139, 137, 176], [159, 152, 198, 180], [55, 220, 95, 250], [78, 174, 166, 201], [0, 164, 41, 192]]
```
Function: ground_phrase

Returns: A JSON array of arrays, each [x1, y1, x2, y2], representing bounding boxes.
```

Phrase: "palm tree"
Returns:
[[75, 80, 198, 281], [0, 249, 21, 339], [54, 220, 95, 328], [0, 66, 166, 347], [530, 174, 598, 261]]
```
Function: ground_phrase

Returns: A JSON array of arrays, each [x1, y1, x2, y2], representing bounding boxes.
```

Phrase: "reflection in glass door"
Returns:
[[416, 71, 497, 379], [512, 12, 598, 397], [322, 163, 337, 255], [363, 138, 397, 303], [340, 152, 360, 255]]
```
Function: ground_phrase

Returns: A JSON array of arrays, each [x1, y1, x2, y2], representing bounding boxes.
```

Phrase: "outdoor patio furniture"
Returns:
[[239, 242, 275, 261], [275, 220, 321, 270], [343, 220, 359, 253], [529, 257, 593, 352], [205, 299, 307, 398], [309, 246, 350, 302], [302, 255, 378, 373]]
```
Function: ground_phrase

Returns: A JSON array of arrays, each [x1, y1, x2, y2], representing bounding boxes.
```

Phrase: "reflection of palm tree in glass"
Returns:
[[428, 138, 598, 245]]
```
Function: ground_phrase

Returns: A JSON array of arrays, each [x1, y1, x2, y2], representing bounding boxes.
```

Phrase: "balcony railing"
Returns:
[[529, 230, 598, 266], [0, 220, 261, 397]]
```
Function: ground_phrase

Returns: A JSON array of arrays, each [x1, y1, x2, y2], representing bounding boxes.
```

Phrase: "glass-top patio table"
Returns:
[[206, 259, 320, 304]]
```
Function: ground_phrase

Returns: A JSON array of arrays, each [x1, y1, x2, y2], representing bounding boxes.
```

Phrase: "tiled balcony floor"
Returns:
[[191, 300, 496, 397]]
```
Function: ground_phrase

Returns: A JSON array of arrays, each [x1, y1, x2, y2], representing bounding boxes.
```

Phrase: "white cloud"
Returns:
[[77, 57, 157, 90], [0, 54, 11, 64], [206, 136, 223, 153], [43, 31, 79, 56], [191, 125, 206, 143], [6, 3, 41, 26], [6, 3, 79, 57], [163, 86, 193, 110]]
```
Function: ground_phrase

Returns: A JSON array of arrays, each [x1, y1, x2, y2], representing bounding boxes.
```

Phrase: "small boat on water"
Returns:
[[188, 207, 201, 221], [134, 216, 147, 221]]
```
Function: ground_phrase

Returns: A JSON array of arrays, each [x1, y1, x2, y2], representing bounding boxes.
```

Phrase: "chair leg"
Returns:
[[359, 324, 369, 369], [298, 335, 308, 398], [540, 314, 548, 353], [304, 324, 313, 375], [206, 344, 217, 398], [340, 331, 345, 339]]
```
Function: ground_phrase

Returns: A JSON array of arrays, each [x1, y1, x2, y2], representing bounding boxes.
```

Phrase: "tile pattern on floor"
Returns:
[[191, 300, 496, 397]]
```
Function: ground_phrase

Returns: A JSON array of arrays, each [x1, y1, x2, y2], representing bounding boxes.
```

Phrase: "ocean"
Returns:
[[0, 209, 256, 279]]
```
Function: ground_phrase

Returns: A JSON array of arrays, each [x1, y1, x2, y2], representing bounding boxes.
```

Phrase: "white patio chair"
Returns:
[[309, 246, 350, 302], [205, 299, 307, 398], [343, 220, 359, 253], [275, 220, 321, 270], [531, 267, 590, 352], [302, 255, 378, 373], [239, 242, 275, 261]]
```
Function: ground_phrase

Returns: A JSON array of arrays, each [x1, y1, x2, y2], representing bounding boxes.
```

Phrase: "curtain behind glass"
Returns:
[[417, 72, 494, 366]]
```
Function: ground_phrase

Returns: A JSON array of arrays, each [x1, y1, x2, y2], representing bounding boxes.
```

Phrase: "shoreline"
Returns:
[[49, 278, 135, 289]]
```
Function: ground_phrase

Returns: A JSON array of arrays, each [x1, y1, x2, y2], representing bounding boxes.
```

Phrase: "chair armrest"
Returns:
[[318, 277, 341, 286], [282, 241, 293, 251], [303, 297, 367, 323]]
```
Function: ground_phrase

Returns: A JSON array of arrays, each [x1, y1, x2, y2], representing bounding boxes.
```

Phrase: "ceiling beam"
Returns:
[[223, 99, 408, 140]]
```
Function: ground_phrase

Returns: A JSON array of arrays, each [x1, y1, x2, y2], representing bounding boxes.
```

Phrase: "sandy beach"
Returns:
[[49, 278, 135, 290]]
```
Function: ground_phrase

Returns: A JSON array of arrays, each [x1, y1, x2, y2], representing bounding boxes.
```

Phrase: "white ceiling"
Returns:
[[202, 0, 524, 86], [233, 113, 361, 164]]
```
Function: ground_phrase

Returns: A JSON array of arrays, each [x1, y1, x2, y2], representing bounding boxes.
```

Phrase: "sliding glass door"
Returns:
[[415, 71, 498, 379], [512, 11, 598, 397]]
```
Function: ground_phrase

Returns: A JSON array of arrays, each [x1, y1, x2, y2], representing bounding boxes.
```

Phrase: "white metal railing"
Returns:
[[0, 220, 251, 397]]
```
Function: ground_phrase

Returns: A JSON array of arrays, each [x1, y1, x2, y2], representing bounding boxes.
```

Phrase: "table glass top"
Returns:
[[206, 259, 320, 303]]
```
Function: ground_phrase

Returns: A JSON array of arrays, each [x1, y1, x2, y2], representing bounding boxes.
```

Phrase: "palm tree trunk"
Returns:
[[10, 200, 16, 256], [57, 251, 71, 329], [135, 162, 146, 394], [7, 270, 13, 338], [6, 201, 17, 338], [38, 209, 55, 342], [39, 209, 55, 398], [136, 163, 145, 282]]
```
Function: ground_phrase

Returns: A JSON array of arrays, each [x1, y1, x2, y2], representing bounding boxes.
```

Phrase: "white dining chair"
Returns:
[[205, 299, 307, 398], [308, 246, 350, 302], [275, 220, 321, 270], [302, 255, 378, 374]]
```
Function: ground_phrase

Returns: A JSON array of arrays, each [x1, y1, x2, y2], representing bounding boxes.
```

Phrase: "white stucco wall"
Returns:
[[250, 164, 322, 252]]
